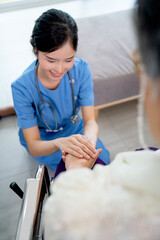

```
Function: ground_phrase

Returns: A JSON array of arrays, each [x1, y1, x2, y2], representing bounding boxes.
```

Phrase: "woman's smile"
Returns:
[[37, 41, 75, 86], [49, 71, 64, 78]]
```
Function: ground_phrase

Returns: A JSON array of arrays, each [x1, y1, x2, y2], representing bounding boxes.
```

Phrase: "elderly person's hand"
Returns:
[[64, 148, 102, 170]]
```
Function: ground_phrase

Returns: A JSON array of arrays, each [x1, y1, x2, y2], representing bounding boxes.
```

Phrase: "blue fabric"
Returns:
[[11, 58, 110, 171]]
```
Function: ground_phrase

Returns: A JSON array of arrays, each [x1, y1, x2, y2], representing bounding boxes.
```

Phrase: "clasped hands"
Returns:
[[56, 134, 102, 170]]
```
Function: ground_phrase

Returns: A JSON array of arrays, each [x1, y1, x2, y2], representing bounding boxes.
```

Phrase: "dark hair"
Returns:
[[30, 9, 78, 53], [134, 0, 160, 78]]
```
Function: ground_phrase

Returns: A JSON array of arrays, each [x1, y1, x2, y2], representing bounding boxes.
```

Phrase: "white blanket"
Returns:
[[44, 150, 160, 240]]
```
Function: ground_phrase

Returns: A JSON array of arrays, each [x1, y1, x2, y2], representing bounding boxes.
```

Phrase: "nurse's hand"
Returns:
[[64, 148, 102, 170], [55, 134, 97, 160]]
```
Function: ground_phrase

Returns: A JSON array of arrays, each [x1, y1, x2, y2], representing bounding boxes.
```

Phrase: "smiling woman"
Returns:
[[36, 42, 75, 90], [11, 8, 110, 173]]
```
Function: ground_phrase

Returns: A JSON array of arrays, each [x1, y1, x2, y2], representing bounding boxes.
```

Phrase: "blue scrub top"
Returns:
[[11, 58, 110, 171]]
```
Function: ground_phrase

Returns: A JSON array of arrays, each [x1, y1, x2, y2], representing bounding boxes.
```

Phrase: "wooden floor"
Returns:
[[0, 100, 158, 240]]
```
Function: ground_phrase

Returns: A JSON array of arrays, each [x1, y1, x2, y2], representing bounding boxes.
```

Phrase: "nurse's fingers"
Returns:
[[76, 135, 96, 152], [75, 137, 97, 159], [96, 148, 103, 156], [64, 147, 85, 159], [85, 148, 103, 168], [70, 135, 97, 155], [64, 143, 96, 160], [62, 135, 97, 160]]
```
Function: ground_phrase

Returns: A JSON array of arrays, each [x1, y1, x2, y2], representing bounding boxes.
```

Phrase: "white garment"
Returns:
[[44, 150, 160, 240]]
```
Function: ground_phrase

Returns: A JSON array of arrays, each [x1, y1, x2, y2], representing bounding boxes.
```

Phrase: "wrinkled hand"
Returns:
[[64, 148, 103, 170], [56, 134, 97, 160]]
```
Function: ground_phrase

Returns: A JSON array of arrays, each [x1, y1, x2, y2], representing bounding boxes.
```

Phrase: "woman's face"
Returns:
[[36, 41, 75, 89], [144, 76, 160, 144]]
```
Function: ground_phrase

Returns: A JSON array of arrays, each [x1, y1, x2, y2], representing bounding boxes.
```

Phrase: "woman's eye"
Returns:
[[48, 60, 55, 63], [66, 60, 72, 63]]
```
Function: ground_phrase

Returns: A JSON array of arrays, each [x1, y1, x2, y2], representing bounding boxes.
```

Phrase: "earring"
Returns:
[[33, 48, 38, 55]]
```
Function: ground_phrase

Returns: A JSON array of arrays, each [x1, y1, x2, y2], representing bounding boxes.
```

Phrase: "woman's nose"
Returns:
[[55, 62, 64, 73]]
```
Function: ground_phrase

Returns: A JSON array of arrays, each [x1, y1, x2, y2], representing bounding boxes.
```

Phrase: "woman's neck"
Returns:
[[37, 64, 61, 90]]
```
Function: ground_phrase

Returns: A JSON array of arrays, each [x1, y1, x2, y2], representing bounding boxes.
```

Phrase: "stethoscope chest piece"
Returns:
[[71, 114, 80, 124]]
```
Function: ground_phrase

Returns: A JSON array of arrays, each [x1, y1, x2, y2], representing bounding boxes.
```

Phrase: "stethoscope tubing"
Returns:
[[35, 61, 79, 132], [68, 71, 76, 116]]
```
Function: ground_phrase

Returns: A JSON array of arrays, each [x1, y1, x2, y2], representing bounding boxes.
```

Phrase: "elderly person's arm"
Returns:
[[64, 148, 102, 170]]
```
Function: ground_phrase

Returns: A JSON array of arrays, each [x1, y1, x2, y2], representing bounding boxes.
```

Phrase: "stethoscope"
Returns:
[[35, 61, 80, 132]]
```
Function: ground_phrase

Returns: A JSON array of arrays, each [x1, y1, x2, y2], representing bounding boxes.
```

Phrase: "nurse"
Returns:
[[11, 8, 110, 172]]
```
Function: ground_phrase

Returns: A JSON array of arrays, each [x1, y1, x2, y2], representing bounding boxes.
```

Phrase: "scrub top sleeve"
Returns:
[[11, 82, 37, 129], [78, 61, 94, 106]]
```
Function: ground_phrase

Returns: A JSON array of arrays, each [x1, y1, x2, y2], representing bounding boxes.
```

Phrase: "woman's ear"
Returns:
[[33, 48, 38, 56]]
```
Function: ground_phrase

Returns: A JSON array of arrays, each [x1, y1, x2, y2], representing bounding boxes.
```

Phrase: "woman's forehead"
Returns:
[[40, 42, 75, 59]]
